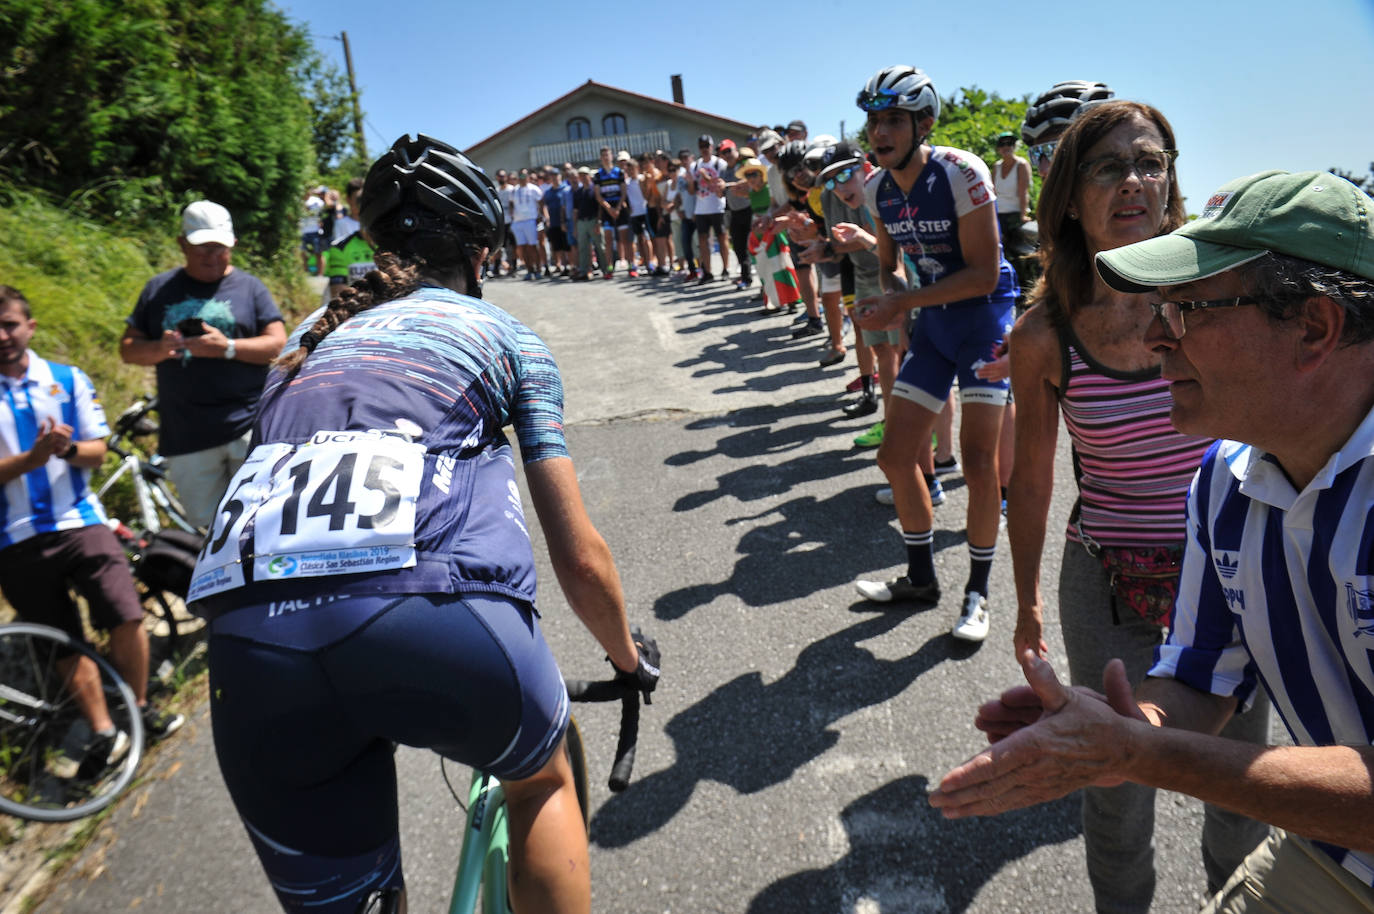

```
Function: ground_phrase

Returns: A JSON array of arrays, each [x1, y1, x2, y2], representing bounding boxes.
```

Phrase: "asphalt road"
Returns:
[[34, 260, 1251, 913]]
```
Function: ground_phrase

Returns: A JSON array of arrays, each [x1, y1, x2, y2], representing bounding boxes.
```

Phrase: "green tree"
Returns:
[[0, 0, 351, 265]]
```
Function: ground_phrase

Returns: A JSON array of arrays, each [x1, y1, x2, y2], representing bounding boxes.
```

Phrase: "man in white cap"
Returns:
[[931, 171, 1374, 912], [119, 200, 286, 528]]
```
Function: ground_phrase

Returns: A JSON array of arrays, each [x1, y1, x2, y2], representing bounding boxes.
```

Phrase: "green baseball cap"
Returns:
[[1096, 170, 1374, 293]]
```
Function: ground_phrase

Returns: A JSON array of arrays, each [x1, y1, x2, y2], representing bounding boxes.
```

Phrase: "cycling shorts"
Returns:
[[629, 213, 654, 239], [602, 207, 630, 231], [510, 219, 539, 246], [892, 298, 1014, 412], [208, 591, 568, 913]]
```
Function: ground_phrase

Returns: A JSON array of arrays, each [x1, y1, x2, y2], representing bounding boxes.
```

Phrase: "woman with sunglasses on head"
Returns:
[[850, 65, 1017, 642], [1004, 100, 1270, 912]]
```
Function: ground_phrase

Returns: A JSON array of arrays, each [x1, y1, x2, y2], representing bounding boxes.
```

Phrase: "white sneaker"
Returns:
[[951, 592, 990, 642], [875, 487, 894, 505]]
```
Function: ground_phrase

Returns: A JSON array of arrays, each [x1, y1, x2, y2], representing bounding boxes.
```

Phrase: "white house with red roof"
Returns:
[[464, 79, 759, 174]]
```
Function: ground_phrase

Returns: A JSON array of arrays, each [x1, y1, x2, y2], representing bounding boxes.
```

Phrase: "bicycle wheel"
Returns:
[[0, 623, 145, 822]]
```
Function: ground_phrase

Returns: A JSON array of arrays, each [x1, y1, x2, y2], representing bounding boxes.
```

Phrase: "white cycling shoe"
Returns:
[[951, 592, 990, 642]]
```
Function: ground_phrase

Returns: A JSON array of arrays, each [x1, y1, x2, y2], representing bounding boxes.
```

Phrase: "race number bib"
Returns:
[[188, 431, 424, 601]]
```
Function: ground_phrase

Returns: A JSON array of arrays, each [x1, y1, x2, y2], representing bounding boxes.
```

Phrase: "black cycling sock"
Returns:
[[861, 375, 874, 396], [966, 543, 996, 596], [903, 530, 935, 585]]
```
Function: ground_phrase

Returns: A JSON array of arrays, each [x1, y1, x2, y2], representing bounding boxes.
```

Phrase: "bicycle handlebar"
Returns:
[[563, 678, 643, 792], [111, 395, 159, 439]]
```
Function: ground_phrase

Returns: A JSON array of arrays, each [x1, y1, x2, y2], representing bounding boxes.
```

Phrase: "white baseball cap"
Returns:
[[181, 200, 236, 248]]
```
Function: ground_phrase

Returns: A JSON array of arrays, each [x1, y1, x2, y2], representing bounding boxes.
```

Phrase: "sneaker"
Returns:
[[76, 729, 131, 781], [951, 592, 990, 642], [934, 456, 961, 476], [875, 486, 894, 505], [855, 575, 941, 604], [927, 476, 945, 506], [523, 272, 536, 281], [142, 705, 185, 741], [698, 272, 714, 284], [628, 268, 639, 278], [875, 479, 943, 506], [734, 279, 750, 291], [792, 318, 823, 339], [853, 421, 885, 448], [543, 267, 551, 277], [842, 394, 878, 419], [604, 270, 614, 280]]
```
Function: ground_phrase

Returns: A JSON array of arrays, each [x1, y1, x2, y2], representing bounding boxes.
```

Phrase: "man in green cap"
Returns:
[[930, 170, 1374, 912]]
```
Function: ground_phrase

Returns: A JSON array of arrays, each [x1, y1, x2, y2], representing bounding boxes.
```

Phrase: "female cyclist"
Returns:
[[189, 134, 658, 914], [1005, 101, 1269, 911]]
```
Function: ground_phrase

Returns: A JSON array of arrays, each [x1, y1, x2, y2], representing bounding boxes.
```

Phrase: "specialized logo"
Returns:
[[1346, 582, 1374, 637], [1214, 552, 1239, 579], [266, 555, 299, 577]]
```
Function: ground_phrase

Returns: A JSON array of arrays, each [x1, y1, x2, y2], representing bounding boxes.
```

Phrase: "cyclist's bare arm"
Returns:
[[523, 456, 638, 672]]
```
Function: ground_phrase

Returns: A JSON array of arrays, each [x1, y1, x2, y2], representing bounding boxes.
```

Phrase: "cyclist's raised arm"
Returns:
[[523, 455, 638, 673]]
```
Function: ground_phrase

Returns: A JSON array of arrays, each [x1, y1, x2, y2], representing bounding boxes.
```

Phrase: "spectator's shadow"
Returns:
[[746, 774, 1081, 912], [590, 617, 964, 846]]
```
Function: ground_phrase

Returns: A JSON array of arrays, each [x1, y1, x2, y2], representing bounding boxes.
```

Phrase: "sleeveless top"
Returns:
[[994, 160, 1021, 214], [1057, 323, 1211, 548]]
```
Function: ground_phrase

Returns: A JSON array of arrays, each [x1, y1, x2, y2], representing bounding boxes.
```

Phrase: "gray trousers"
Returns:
[[1058, 541, 1272, 914], [575, 218, 605, 275]]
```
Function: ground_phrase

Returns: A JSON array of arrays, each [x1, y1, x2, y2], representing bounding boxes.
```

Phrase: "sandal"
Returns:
[[818, 346, 846, 367]]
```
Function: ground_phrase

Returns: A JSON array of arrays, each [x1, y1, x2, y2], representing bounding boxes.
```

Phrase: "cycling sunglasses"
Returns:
[[856, 88, 901, 112], [823, 166, 859, 191], [1028, 142, 1057, 168]]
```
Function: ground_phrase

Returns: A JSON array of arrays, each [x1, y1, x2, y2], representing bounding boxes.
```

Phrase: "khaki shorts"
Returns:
[[164, 431, 251, 530], [1203, 829, 1374, 914]]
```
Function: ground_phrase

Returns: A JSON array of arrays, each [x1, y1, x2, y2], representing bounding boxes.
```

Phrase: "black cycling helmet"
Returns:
[[856, 66, 939, 171], [777, 140, 809, 174], [1021, 81, 1115, 145], [360, 134, 505, 287]]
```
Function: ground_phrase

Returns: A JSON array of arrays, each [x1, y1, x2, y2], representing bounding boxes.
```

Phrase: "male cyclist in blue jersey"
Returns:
[[189, 134, 658, 914], [852, 65, 1018, 642]]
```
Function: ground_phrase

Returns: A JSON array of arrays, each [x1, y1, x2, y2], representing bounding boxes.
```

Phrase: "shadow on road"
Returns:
[[590, 616, 974, 846], [746, 774, 1081, 913]]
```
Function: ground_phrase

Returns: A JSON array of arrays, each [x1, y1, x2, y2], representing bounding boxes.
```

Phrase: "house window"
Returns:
[[567, 117, 591, 140], [602, 113, 627, 136]]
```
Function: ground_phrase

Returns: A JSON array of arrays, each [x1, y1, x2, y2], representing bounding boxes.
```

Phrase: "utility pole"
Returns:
[[340, 31, 366, 160]]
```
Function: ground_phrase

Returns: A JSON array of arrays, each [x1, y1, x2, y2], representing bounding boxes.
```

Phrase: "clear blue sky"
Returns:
[[274, 0, 1374, 213]]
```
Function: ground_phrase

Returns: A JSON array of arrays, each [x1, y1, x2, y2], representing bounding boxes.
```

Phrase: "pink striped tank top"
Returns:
[[1058, 327, 1212, 548]]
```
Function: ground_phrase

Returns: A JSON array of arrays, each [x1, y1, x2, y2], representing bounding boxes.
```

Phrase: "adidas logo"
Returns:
[[1215, 553, 1239, 580]]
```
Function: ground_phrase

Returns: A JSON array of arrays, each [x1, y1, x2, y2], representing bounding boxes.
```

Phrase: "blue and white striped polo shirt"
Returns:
[[0, 354, 110, 548], [1151, 404, 1374, 887]]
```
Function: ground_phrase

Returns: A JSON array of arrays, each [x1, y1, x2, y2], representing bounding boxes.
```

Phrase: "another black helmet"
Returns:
[[361, 134, 506, 256], [777, 140, 809, 173], [1021, 81, 1115, 145]]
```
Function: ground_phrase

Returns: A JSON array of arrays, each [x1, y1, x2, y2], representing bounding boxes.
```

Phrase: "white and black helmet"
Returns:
[[856, 66, 940, 121], [1021, 81, 1115, 145], [803, 135, 838, 171]]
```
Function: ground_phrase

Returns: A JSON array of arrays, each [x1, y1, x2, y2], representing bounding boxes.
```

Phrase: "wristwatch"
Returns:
[[60, 443, 77, 460], [223, 339, 237, 360]]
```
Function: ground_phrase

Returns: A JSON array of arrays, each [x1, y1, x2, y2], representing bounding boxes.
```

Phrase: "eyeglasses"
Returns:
[[856, 89, 904, 112], [1150, 296, 1259, 339], [823, 166, 859, 191], [1027, 142, 1057, 168], [1079, 149, 1177, 186]]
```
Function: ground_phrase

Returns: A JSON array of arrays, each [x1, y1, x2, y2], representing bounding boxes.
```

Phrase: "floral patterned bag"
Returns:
[[1098, 544, 1184, 627]]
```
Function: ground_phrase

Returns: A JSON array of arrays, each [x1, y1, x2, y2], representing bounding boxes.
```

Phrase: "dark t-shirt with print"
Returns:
[[127, 267, 283, 456]]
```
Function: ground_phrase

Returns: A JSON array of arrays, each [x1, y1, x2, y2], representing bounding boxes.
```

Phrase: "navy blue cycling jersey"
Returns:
[[188, 286, 569, 614], [864, 147, 1018, 305], [594, 166, 625, 206]]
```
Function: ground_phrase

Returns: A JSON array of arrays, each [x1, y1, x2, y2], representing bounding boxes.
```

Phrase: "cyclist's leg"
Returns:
[[502, 737, 590, 914], [951, 303, 1014, 548], [881, 315, 955, 531]]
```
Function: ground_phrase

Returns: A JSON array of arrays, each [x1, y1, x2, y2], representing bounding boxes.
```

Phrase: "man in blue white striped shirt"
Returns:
[[930, 171, 1374, 912], [0, 286, 183, 775]]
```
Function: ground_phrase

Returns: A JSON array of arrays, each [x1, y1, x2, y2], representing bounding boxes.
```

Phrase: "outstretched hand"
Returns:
[[929, 651, 1147, 818]]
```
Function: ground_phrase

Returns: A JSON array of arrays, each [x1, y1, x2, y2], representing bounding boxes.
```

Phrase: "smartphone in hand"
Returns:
[[176, 317, 207, 337]]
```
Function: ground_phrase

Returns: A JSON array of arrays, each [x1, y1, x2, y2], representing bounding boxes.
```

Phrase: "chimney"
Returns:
[[671, 75, 684, 105]]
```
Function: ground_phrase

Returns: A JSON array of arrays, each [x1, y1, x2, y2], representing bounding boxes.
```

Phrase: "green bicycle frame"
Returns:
[[448, 769, 510, 914]]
